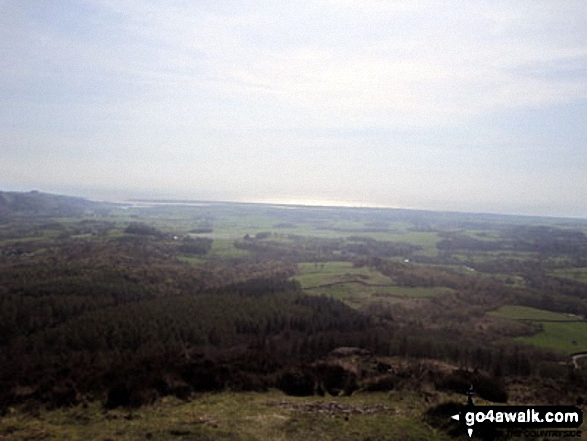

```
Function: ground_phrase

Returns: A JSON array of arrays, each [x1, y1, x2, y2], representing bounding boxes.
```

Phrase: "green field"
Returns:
[[0, 391, 453, 441], [177, 255, 206, 266], [516, 322, 587, 354], [293, 262, 394, 308], [374, 286, 453, 299], [461, 230, 501, 241], [488, 305, 587, 354], [450, 251, 537, 264], [488, 305, 577, 322], [209, 238, 250, 258], [550, 267, 587, 283], [295, 261, 393, 288], [396, 231, 441, 256], [305, 284, 450, 309]]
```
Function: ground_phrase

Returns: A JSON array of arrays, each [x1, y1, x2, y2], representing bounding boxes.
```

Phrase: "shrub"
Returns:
[[276, 369, 316, 396]]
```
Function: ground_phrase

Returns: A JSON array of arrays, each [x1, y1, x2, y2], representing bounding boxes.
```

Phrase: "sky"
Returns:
[[1, 0, 587, 218]]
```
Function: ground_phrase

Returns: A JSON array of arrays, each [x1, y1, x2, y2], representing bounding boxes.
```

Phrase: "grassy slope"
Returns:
[[0, 391, 455, 441]]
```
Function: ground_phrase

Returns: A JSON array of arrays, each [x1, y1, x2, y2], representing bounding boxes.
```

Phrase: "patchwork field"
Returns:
[[293, 261, 453, 309]]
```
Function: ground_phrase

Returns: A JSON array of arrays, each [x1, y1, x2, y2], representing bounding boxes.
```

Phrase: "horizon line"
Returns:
[[115, 196, 585, 222], [2, 188, 586, 222]]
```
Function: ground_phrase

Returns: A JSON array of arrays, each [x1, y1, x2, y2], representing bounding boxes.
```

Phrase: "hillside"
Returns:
[[0, 191, 106, 219]]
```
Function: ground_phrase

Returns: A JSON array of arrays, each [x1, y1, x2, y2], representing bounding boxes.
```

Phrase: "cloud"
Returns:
[[1, 0, 586, 216], [6, 0, 585, 129], [72, 0, 587, 131]]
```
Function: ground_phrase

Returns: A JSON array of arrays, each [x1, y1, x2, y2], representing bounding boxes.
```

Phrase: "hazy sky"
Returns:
[[2, 1, 587, 217]]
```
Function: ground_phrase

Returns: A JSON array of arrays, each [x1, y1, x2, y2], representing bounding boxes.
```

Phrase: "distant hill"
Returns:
[[0, 190, 105, 219]]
